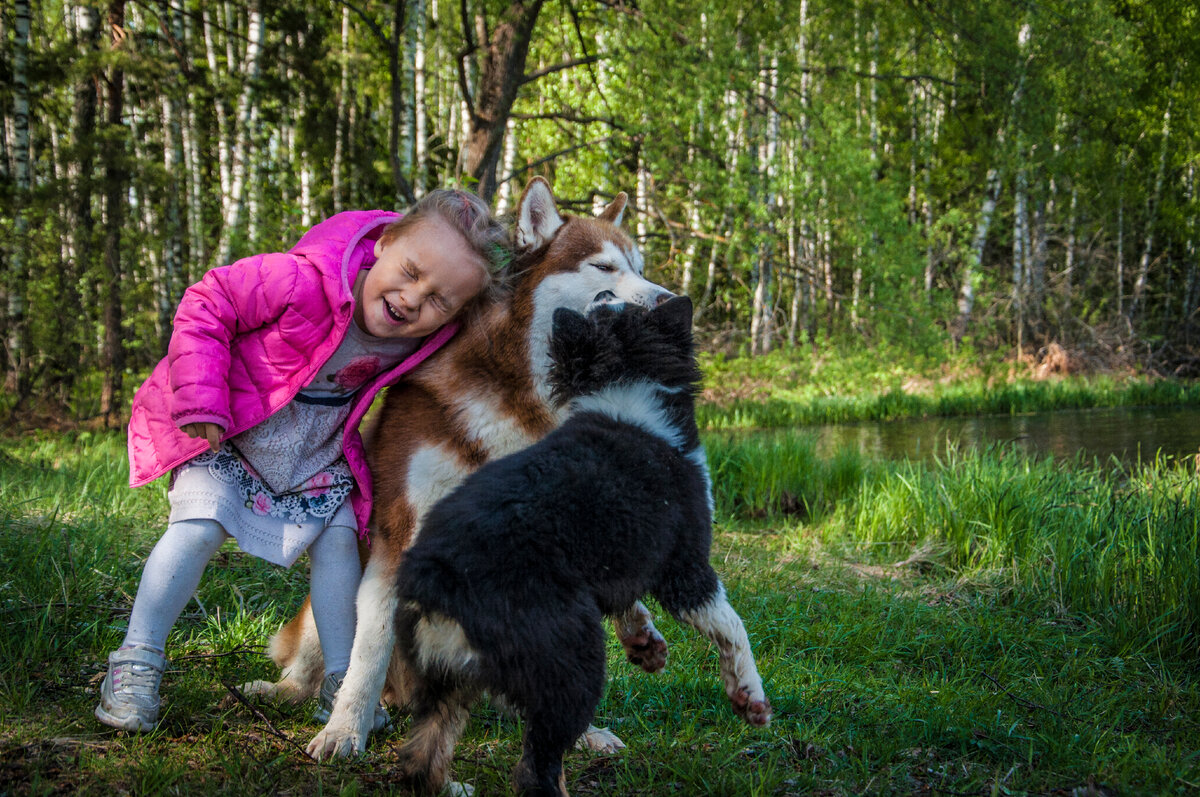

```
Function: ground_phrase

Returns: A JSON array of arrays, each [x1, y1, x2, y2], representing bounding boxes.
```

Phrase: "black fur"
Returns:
[[393, 297, 745, 796]]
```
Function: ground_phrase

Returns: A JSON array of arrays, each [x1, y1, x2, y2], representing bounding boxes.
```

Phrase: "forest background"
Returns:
[[1, 0, 1198, 423]]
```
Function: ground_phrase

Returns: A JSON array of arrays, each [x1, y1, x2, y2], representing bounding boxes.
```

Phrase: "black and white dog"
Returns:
[[392, 295, 772, 796]]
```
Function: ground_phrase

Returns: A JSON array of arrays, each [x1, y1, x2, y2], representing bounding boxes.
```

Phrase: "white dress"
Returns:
[[167, 323, 419, 566]]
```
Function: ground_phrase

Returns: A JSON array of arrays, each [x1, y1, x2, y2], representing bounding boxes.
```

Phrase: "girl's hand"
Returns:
[[181, 422, 224, 452]]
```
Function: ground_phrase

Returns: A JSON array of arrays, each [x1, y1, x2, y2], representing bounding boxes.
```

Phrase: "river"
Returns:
[[811, 405, 1200, 464]]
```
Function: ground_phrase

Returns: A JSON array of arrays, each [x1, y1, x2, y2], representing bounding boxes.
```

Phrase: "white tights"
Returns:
[[122, 517, 360, 676]]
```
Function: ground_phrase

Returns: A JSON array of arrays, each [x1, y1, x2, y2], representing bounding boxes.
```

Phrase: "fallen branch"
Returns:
[[220, 680, 313, 760]]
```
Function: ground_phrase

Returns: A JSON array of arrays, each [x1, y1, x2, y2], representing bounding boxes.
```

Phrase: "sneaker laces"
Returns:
[[111, 648, 165, 705]]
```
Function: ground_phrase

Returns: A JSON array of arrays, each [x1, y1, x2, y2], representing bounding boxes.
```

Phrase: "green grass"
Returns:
[[698, 346, 1199, 429], [2, 430, 1199, 794]]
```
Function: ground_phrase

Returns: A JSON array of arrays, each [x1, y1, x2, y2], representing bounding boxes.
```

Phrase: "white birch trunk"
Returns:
[[215, 1, 264, 265], [413, 0, 428, 198], [1013, 157, 1028, 345], [1117, 163, 1126, 317], [954, 22, 1029, 342], [496, 118, 518, 215], [1183, 163, 1198, 320], [162, 93, 184, 327], [1129, 84, 1175, 322], [333, 6, 351, 212], [6, 0, 32, 391], [202, 8, 231, 201]]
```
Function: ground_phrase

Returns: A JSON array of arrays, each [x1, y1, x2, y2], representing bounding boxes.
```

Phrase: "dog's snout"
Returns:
[[654, 291, 676, 307]]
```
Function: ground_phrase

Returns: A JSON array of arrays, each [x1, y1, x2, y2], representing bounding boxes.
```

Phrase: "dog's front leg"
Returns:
[[677, 582, 772, 727], [307, 554, 399, 760], [612, 601, 667, 673]]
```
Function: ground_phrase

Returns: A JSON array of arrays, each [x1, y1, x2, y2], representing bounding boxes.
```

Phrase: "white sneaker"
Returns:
[[95, 645, 167, 732], [312, 671, 391, 732]]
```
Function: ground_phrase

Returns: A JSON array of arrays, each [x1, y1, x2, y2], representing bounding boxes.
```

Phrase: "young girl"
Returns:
[[97, 190, 509, 733]]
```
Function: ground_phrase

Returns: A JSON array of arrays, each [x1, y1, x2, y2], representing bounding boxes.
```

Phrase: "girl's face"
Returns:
[[354, 214, 488, 339]]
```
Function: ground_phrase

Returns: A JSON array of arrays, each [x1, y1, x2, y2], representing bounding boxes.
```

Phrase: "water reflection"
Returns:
[[813, 406, 1200, 464]]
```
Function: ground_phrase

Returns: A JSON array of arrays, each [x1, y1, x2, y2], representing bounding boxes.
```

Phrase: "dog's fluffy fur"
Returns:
[[244, 178, 677, 760], [393, 297, 772, 796]]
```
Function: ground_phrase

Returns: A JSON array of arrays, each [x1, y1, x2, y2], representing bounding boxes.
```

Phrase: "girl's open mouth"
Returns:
[[384, 299, 407, 324]]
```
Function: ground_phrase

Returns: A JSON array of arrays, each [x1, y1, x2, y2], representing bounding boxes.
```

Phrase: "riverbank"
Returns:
[[699, 346, 1198, 429], [2, 431, 1197, 793]]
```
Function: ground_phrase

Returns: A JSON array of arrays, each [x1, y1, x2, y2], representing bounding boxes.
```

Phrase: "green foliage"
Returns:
[[4, 0, 1200, 414]]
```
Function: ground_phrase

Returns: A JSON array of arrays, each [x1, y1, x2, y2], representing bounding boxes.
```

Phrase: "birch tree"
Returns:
[[4, 0, 32, 397]]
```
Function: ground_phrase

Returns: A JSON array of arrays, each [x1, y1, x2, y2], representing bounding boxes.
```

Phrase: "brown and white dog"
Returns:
[[242, 178, 676, 759]]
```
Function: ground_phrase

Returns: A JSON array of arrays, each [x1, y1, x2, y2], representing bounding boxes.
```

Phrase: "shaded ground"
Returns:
[[2, 519, 1196, 796]]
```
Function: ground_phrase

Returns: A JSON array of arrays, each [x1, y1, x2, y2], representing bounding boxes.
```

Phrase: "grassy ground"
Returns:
[[2, 429, 1198, 795]]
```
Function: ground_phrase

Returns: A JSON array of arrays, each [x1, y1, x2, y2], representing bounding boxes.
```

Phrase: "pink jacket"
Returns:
[[127, 210, 459, 539]]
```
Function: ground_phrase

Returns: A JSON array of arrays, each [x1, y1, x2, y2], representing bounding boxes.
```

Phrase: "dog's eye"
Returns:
[[591, 262, 615, 273]]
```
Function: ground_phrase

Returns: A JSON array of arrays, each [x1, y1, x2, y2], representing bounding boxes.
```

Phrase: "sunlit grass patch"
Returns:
[[2, 429, 1199, 794]]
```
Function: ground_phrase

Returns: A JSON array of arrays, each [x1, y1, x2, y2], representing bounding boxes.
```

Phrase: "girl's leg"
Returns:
[[306, 513, 360, 677], [307, 508, 388, 729], [123, 518, 230, 651], [96, 518, 229, 731]]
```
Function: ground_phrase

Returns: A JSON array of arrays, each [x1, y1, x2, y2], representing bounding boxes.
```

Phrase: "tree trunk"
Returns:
[[182, 10, 204, 275], [1128, 82, 1175, 324], [953, 22, 1030, 344], [1012, 158, 1028, 350], [215, 0, 264, 265], [413, 0, 428, 197], [161, 0, 187, 349], [202, 8, 231, 201], [389, 0, 416, 204], [1183, 163, 1198, 326], [55, 3, 102, 401], [460, 0, 545, 202], [333, 5, 351, 212], [100, 0, 128, 424], [5, 0, 32, 397], [496, 117, 518, 214]]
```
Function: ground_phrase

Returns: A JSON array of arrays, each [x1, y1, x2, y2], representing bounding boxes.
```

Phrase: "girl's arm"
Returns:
[[167, 252, 305, 431]]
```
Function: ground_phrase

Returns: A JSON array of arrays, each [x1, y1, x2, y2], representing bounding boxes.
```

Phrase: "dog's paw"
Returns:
[[730, 686, 773, 727], [576, 724, 626, 753], [621, 627, 667, 673], [306, 724, 367, 761]]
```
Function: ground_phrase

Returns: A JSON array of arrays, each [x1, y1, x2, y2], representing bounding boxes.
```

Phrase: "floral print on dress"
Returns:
[[326, 356, 382, 393], [192, 446, 354, 524]]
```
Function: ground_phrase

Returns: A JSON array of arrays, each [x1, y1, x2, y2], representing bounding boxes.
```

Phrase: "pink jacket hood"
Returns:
[[127, 210, 458, 538]]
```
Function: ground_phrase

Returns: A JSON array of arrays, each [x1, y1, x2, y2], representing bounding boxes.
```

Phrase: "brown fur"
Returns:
[[251, 179, 670, 760]]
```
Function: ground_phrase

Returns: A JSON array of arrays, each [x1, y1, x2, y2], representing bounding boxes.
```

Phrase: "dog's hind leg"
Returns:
[[511, 629, 605, 797], [237, 597, 324, 704], [578, 602, 665, 753], [669, 581, 772, 727], [395, 676, 476, 796], [612, 601, 667, 674]]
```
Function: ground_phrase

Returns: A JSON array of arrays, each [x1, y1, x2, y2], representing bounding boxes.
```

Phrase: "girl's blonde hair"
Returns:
[[379, 189, 511, 273], [378, 188, 512, 321]]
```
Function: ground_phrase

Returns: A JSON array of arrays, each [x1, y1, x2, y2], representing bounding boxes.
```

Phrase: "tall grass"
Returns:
[[699, 369, 1200, 429], [849, 448, 1200, 660], [706, 429, 1200, 661], [704, 430, 872, 521]]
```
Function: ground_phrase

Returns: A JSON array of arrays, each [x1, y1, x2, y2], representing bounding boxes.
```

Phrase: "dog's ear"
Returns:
[[653, 295, 694, 332], [549, 309, 599, 405], [597, 192, 627, 227], [551, 307, 590, 344], [516, 177, 565, 251]]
